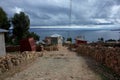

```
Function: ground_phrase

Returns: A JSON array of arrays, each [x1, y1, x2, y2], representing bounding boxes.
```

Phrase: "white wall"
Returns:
[[0, 33, 6, 56], [58, 36, 62, 44]]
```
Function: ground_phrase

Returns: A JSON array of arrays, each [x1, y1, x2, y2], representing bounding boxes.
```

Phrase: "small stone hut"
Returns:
[[0, 29, 8, 56], [50, 34, 63, 46]]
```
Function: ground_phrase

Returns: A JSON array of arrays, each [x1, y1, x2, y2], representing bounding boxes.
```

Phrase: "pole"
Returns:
[[119, 32, 120, 41], [67, 0, 72, 38], [69, 0, 72, 27]]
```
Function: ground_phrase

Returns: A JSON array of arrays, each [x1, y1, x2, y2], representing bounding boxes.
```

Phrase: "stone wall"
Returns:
[[76, 45, 120, 76], [44, 45, 59, 51], [0, 51, 43, 75]]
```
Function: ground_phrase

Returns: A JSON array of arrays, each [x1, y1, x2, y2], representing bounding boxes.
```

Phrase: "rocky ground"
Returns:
[[4, 46, 104, 80]]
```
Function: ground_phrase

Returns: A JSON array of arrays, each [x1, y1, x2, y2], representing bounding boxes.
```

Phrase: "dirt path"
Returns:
[[5, 47, 102, 80]]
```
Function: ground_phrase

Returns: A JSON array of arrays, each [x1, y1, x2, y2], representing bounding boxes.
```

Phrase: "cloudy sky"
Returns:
[[0, 0, 120, 28]]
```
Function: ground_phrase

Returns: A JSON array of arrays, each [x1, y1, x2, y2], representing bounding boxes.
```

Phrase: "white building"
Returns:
[[0, 29, 8, 56], [50, 34, 63, 46]]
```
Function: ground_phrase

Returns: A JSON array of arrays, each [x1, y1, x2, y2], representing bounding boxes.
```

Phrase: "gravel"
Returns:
[[5, 47, 102, 80]]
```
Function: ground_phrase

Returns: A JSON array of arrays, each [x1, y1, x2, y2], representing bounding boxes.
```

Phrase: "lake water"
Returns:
[[29, 28, 120, 43]]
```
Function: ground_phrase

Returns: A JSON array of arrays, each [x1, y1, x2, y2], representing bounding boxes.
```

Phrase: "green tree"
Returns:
[[0, 7, 10, 30], [0, 7, 10, 43], [67, 37, 72, 42], [12, 12, 30, 43], [27, 32, 40, 41], [98, 37, 104, 42]]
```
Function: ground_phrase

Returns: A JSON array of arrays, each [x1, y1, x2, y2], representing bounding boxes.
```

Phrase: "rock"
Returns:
[[6, 59, 13, 69]]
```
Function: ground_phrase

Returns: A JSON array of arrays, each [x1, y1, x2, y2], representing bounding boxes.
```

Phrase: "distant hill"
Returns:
[[111, 29, 120, 31]]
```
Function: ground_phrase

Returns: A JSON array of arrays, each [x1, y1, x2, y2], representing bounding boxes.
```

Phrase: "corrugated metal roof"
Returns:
[[0, 29, 8, 33], [50, 34, 62, 37]]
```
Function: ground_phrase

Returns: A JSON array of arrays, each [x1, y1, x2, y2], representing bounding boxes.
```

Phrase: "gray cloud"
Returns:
[[0, 0, 120, 26]]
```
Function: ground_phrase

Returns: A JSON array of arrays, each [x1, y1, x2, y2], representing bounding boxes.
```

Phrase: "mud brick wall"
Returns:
[[6, 45, 44, 52], [6, 45, 20, 52]]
